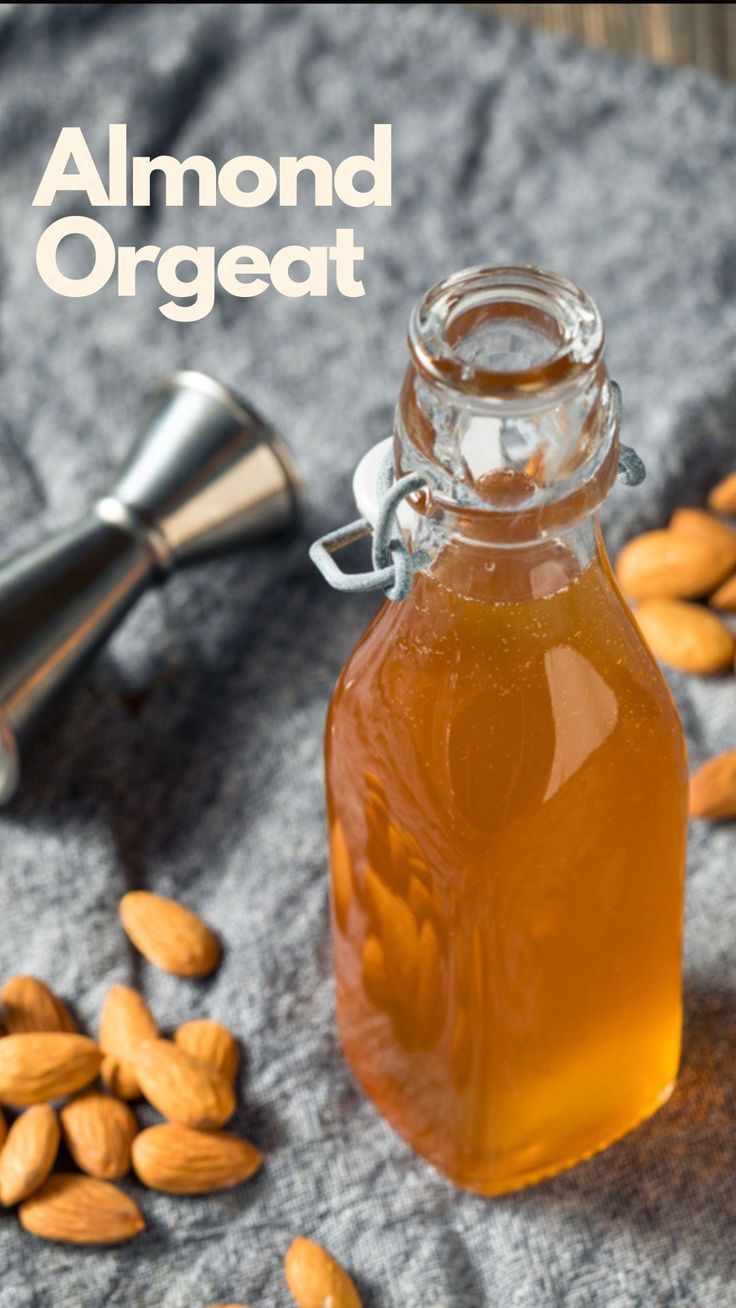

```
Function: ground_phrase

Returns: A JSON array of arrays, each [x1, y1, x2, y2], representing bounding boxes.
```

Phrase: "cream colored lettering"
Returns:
[[33, 128, 113, 207], [157, 246, 215, 323], [334, 124, 392, 207], [131, 156, 218, 207], [35, 216, 116, 296], [217, 246, 271, 297], [218, 157, 278, 208]]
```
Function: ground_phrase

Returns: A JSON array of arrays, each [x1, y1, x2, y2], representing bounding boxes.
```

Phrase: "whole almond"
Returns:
[[174, 1020, 239, 1086], [0, 1105, 60, 1205], [134, 1039, 235, 1130], [1, 976, 75, 1034], [132, 1123, 262, 1194], [689, 751, 736, 819], [120, 891, 221, 977], [0, 1034, 102, 1106], [616, 529, 735, 600], [670, 507, 736, 560], [709, 573, 736, 612], [19, 1174, 144, 1245], [635, 599, 734, 674], [284, 1237, 361, 1308], [60, 1093, 138, 1180], [708, 471, 736, 515], [99, 985, 158, 1100]]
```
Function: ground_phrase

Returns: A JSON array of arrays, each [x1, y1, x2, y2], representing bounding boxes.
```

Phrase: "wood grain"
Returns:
[[473, 5, 736, 80]]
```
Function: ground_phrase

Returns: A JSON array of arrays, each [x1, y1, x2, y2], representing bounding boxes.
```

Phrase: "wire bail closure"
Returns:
[[310, 380, 645, 602], [309, 451, 430, 602]]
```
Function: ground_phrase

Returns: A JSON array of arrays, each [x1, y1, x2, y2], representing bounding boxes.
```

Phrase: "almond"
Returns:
[[616, 529, 736, 600], [60, 1093, 138, 1180], [119, 891, 221, 977], [132, 1123, 262, 1194], [0, 1105, 60, 1205], [1, 976, 75, 1034], [174, 1020, 239, 1086], [99, 985, 158, 1100], [709, 573, 736, 612], [708, 471, 736, 514], [0, 1034, 102, 1106], [689, 751, 736, 819], [134, 1039, 235, 1130], [19, 1174, 145, 1244], [284, 1237, 361, 1308], [635, 599, 734, 674], [670, 507, 736, 560]]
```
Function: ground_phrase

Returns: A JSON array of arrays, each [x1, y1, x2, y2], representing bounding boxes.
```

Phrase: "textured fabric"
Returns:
[[1, 4, 735, 1305]]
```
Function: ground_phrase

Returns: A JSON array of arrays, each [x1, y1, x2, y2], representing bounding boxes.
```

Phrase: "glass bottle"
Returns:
[[323, 267, 688, 1195]]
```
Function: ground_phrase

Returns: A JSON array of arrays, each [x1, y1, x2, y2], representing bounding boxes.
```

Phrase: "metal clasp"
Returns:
[[310, 380, 645, 604], [309, 451, 430, 602]]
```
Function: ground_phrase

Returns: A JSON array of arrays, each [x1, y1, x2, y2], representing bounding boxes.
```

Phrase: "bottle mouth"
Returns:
[[408, 265, 604, 405]]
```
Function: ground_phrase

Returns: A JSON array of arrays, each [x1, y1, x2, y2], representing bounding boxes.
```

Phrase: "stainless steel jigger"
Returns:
[[0, 370, 301, 803]]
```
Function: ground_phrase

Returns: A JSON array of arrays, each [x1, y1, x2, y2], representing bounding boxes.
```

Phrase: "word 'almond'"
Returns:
[[119, 891, 221, 977], [132, 1123, 262, 1194]]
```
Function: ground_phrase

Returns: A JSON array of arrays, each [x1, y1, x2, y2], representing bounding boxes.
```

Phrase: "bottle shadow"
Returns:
[[504, 976, 736, 1278], [8, 535, 361, 890]]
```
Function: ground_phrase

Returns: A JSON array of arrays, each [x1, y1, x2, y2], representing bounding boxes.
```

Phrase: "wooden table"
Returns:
[[475, 4, 736, 80]]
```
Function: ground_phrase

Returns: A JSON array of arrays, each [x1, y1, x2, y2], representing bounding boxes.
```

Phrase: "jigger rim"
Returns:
[[0, 709, 20, 804], [146, 369, 304, 523]]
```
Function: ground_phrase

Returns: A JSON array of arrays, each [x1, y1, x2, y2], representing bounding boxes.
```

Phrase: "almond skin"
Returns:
[[134, 1039, 235, 1130], [689, 751, 736, 819], [119, 891, 221, 978], [670, 507, 736, 558], [174, 1020, 239, 1086], [99, 985, 158, 1100], [284, 1237, 362, 1308], [60, 1093, 138, 1180], [0, 1034, 102, 1106], [709, 573, 736, 612], [616, 529, 736, 600], [1, 976, 75, 1034], [0, 1105, 60, 1205], [708, 472, 736, 514], [132, 1122, 262, 1194], [19, 1174, 145, 1245], [635, 599, 734, 675]]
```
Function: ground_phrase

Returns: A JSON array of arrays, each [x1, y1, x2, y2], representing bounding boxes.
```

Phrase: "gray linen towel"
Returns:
[[0, 4, 735, 1305]]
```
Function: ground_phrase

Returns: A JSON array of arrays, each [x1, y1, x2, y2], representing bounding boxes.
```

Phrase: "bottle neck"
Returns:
[[394, 266, 619, 601]]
